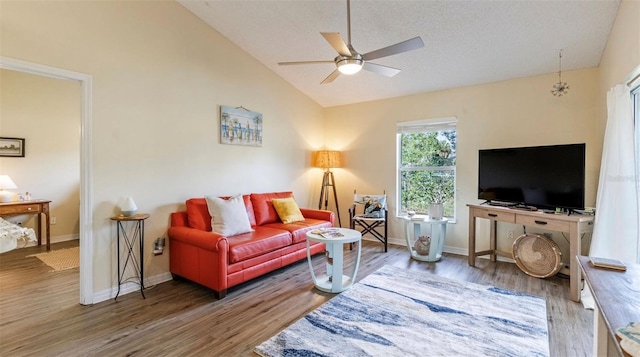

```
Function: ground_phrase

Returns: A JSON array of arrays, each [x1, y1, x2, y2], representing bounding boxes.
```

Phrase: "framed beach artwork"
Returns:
[[0, 137, 25, 157], [220, 105, 263, 147]]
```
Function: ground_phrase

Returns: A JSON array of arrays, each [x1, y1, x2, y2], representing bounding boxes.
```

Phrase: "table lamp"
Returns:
[[312, 150, 344, 227], [0, 175, 18, 203], [119, 196, 138, 217]]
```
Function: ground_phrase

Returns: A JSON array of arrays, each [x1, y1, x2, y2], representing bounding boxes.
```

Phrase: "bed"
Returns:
[[0, 217, 36, 254]]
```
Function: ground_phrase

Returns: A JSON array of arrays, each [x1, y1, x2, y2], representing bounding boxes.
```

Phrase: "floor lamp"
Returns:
[[313, 150, 343, 227]]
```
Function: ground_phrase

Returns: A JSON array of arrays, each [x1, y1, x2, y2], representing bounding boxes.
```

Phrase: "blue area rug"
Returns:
[[255, 265, 549, 357]]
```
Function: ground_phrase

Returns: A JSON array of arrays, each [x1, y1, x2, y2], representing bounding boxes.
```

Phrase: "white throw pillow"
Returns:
[[205, 195, 253, 237]]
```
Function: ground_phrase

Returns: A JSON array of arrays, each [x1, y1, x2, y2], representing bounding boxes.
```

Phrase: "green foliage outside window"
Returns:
[[399, 130, 457, 217]]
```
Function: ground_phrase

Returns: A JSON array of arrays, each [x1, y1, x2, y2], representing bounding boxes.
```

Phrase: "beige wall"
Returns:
[[0, 69, 81, 240], [599, 0, 640, 93], [325, 68, 601, 257], [1, 0, 325, 297], [598, 0, 640, 128]]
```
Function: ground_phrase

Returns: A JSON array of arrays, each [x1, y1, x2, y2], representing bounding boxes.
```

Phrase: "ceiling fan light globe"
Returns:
[[336, 57, 364, 75], [338, 63, 362, 75]]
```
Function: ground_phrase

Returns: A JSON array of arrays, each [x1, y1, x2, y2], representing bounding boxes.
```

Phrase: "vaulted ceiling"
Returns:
[[179, 0, 621, 107]]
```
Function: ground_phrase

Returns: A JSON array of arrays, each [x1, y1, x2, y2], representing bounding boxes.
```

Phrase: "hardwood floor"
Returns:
[[0, 240, 592, 356]]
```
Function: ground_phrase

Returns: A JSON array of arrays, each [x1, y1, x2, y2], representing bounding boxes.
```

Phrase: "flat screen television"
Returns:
[[478, 143, 585, 210]]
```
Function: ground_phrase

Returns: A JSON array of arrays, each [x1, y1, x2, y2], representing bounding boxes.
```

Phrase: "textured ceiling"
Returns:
[[178, 0, 621, 107]]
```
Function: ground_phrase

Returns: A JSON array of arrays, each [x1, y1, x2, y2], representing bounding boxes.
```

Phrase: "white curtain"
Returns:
[[590, 84, 639, 264]]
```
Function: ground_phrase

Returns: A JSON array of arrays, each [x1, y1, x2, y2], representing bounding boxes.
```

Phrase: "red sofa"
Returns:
[[168, 192, 334, 299]]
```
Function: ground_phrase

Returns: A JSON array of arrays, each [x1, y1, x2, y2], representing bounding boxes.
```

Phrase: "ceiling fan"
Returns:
[[278, 0, 424, 84]]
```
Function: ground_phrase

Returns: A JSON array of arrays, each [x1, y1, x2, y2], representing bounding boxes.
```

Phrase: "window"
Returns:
[[397, 118, 457, 218], [632, 80, 639, 214]]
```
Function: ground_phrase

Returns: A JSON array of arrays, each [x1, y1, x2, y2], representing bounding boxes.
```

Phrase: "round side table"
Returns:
[[404, 216, 448, 262], [306, 228, 362, 293]]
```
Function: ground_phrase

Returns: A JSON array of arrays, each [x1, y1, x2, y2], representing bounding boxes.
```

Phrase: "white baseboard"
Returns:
[[92, 272, 174, 304]]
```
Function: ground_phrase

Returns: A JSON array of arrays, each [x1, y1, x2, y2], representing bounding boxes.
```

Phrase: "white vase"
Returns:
[[428, 203, 444, 220]]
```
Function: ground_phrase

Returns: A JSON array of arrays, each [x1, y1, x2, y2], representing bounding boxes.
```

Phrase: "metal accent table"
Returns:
[[111, 214, 149, 300]]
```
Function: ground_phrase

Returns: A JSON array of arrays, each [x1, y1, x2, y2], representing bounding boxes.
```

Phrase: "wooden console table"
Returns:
[[578, 256, 639, 357], [468, 204, 594, 302], [0, 200, 51, 251]]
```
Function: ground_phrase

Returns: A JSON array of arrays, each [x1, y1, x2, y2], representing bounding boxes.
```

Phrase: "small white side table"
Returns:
[[306, 228, 362, 293], [404, 216, 448, 262]]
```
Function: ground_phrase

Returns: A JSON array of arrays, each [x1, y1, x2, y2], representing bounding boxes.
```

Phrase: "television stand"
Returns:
[[467, 203, 594, 302]]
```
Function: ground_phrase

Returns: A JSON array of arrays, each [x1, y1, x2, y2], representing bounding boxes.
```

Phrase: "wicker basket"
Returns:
[[512, 233, 563, 278]]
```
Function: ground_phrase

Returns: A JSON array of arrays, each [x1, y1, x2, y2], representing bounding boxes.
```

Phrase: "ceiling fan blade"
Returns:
[[278, 60, 334, 66], [362, 62, 401, 77], [321, 69, 341, 84], [362, 36, 424, 61], [321, 32, 351, 56]]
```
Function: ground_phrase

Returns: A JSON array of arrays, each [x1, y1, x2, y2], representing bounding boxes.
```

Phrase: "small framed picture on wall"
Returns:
[[0, 137, 25, 157], [220, 105, 263, 147]]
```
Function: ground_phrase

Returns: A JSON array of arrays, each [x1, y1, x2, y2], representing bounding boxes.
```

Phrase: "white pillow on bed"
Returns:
[[205, 195, 253, 237]]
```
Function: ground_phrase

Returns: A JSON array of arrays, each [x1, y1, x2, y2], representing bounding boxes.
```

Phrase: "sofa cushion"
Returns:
[[227, 227, 293, 263], [205, 195, 254, 237], [251, 192, 294, 226], [186, 195, 256, 231], [263, 218, 333, 244], [186, 198, 212, 231], [272, 197, 305, 224]]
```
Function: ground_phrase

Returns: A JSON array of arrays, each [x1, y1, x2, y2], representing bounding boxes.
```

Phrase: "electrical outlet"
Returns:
[[508, 231, 514, 240], [51, 217, 57, 225]]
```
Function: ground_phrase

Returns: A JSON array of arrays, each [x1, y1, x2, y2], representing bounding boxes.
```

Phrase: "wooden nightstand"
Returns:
[[0, 200, 51, 250]]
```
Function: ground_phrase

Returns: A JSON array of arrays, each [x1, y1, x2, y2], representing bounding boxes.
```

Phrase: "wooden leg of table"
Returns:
[[570, 227, 580, 302], [468, 214, 476, 266], [45, 211, 51, 251], [594, 303, 608, 356], [36, 214, 42, 247], [490, 220, 497, 262]]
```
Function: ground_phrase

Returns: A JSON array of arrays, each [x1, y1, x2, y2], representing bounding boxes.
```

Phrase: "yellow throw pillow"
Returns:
[[272, 197, 305, 224]]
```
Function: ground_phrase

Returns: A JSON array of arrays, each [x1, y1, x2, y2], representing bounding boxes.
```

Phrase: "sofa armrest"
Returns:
[[170, 211, 189, 227], [300, 208, 335, 225], [168, 226, 228, 252]]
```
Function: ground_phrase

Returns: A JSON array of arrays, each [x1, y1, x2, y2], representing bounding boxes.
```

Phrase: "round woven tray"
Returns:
[[512, 233, 563, 278]]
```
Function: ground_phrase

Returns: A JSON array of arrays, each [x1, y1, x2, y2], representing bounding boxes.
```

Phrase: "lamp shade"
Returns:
[[0, 175, 17, 203], [0, 175, 17, 190], [312, 150, 344, 169]]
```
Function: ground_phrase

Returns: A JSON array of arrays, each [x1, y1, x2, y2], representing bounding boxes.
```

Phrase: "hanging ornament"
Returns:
[[551, 50, 569, 97]]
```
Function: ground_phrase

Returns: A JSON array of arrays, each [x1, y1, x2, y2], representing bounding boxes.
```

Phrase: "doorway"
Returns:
[[0, 57, 94, 305]]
